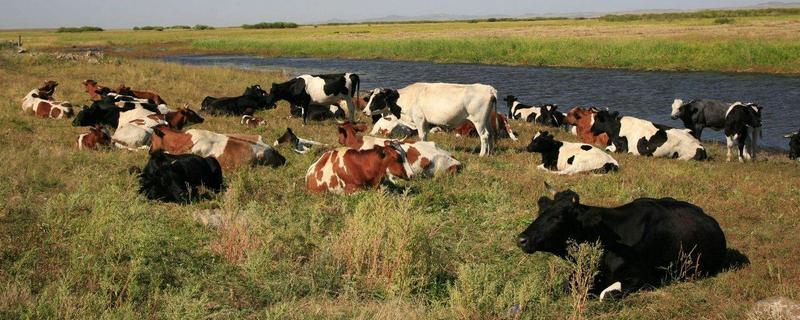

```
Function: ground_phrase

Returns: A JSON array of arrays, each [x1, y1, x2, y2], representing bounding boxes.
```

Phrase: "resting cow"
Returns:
[[150, 126, 286, 170], [82, 79, 108, 101], [362, 83, 497, 156], [289, 102, 345, 121], [724, 102, 763, 162], [517, 184, 727, 299], [565, 107, 610, 146], [201, 85, 273, 115], [116, 84, 167, 105], [305, 141, 413, 194], [241, 115, 266, 127], [76, 125, 112, 150], [786, 130, 800, 161], [526, 131, 619, 175], [370, 114, 417, 138], [268, 73, 360, 124], [113, 107, 204, 150], [136, 151, 224, 203], [670, 99, 729, 140], [21, 82, 74, 119], [591, 110, 707, 161], [504, 95, 541, 122], [454, 111, 518, 141], [273, 127, 326, 154]]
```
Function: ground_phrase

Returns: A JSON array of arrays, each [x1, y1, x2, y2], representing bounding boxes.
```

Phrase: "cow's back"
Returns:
[[398, 83, 496, 126], [693, 99, 729, 130]]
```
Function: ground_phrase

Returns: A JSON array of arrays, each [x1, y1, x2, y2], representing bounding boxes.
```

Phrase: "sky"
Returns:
[[0, 0, 787, 29]]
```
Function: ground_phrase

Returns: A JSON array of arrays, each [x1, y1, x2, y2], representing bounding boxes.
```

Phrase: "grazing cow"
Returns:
[[517, 184, 727, 298], [724, 102, 763, 162], [200, 85, 273, 115], [273, 127, 326, 154], [116, 84, 167, 105], [362, 83, 497, 156], [305, 141, 414, 194], [591, 111, 707, 161], [21, 89, 74, 119], [337, 122, 462, 177], [268, 73, 360, 124], [670, 99, 729, 139], [785, 130, 800, 161], [454, 111, 518, 141], [76, 125, 112, 150], [82, 79, 108, 101], [289, 103, 345, 121], [113, 107, 204, 150], [565, 107, 610, 146], [526, 131, 619, 175], [241, 115, 266, 127], [150, 126, 286, 170], [137, 151, 224, 203]]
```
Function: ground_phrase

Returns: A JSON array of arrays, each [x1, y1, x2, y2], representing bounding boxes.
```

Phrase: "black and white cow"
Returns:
[[363, 83, 497, 156], [289, 102, 345, 121], [200, 85, 273, 115], [724, 102, 763, 162], [71, 98, 160, 128], [517, 184, 727, 298], [591, 110, 707, 161], [136, 151, 224, 203], [670, 99, 729, 139], [538, 104, 567, 128], [268, 73, 360, 124], [273, 127, 326, 154], [526, 131, 619, 175], [503, 95, 542, 122], [785, 130, 800, 161]]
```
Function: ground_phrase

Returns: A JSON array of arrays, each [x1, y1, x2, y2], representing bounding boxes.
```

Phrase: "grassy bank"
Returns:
[[2, 12, 800, 73], [1, 52, 799, 318]]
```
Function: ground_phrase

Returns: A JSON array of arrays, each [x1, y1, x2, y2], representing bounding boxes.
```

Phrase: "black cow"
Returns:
[[785, 130, 800, 160], [136, 151, 224, 203], [724, 102, 763, 162], [267, 73, 360, 124], [670, 99, 729, 139], [537, 104, 566, 128], [200, 85, 273, 115], [289, 103, 345, 121], [517, 183, 727, 298]]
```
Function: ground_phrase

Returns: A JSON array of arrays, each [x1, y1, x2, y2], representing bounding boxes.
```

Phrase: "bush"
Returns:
[[192, 24, 214, 30], [168, 25, 191, 30], [714, 17, 735, 24], [56, 26, 103, 33], [133, 26, 164, 31], [241, 22, 298, 29]]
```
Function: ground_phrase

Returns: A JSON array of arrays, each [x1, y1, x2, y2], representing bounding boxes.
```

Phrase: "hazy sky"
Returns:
[[0, 0, 782, 29]]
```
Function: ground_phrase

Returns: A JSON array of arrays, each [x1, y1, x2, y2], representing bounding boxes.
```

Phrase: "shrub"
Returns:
[[168, 25, 191, 30], [133, 26, 164, 31], [192, 24, 214, 30], [241, 22, 298, 29], [55, 26, 103, 33], [714, 17, 735, 24]]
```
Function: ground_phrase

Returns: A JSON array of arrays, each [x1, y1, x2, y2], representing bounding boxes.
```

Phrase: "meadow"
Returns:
[[1, 41, 800, 319]]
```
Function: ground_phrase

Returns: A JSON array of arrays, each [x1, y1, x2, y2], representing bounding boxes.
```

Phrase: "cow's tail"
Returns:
[[498, 113, 518, 141]]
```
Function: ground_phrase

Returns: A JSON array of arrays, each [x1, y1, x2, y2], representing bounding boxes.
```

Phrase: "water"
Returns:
[[163, 55, 800, 149]]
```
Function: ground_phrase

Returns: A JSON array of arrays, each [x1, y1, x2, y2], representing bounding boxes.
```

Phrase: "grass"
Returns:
[[0, 51, 799, 318]]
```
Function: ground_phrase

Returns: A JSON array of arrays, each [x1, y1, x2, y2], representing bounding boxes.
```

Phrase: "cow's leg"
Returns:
[[414, 116, 429, 141], [750, 127, 760, 161], [725, 136, 734, 162], [343, 96, 356, 123], [301, 103, 309, 125]]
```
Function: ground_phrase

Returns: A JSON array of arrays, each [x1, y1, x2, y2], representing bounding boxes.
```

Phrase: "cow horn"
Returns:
[[544, 182, 556, 197]]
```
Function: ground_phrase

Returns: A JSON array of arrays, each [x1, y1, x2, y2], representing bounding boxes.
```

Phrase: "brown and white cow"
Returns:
[[150, 126, 286, 170], [116, 84, 167, 105], [565, 107, 610, 146], [76, 125, 112, 150], [454, 111, 517, 141], [305, 141, 414, 194], [113, 106, 204, 150], [337, 122, 462, 177], [82, 79, 109, 101], [21, 88, 74, 119]]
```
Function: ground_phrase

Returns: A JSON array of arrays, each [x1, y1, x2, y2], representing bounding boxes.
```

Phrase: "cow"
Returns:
[[591, 110, 707, 161], [337, 122, 462, 177], [785, 130, 800, 161], [241, 115, 266, 127], [200, 85, 273, 115], [305, 141, 413, 194], [517, 183, 727, 299], [150, 126, 286, 170], [503, 95, 542, 122], [82, 79, 107, 101], [268, 73, 360, 124], [370, 114, 417, 138], [116, 84, 167, 105], [362, 83, 497, 156], [36, 80, 59, 100], [565, 107, 610, 146], [112, 107, 204, 150], [526, 131, 619, 175], [538, 104, 567, 128], [76, 125, 112, 150], [136, 151, 224, 203], [670, 99, 730, 139], [724, 102, 763, 162], [454, 111, 518, 141], [21, 89, 74, 119], [273, 127, 326, 154], [289, 103, 345, 121]]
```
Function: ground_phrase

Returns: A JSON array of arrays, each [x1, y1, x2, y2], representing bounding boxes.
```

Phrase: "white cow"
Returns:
[[363, 83, 497, 156]]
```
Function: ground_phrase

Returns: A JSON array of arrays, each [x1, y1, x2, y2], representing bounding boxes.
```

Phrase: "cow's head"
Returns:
[[670, 99, 685, 119], [78, 124, 112, 150], [244, 84, 275, 109], [363, 88, 401, 118], [168, 106, 205, 129], [538, 104, 564, 127], [565, 107, 599, 126], [590, 110, 621, 137], [526, 131, 561, 153], [380, 140, 414, 180], [517, 183, 592, 256], [502, 95, 519, 116], [785, 130, 800, 160], [36, 80, 58, 100], [337, 122, 368, 147], [274, 127, 298, 146]]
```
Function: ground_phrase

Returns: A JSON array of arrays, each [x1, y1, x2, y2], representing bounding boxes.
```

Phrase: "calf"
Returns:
[[137, 151, 224, 203], [273, 127, 325, 154], [786, 130, 800, 161], [517, 184, 727, 298], [591, 110, 707, 161], [113, 107, 204, 150], [76, 125, 112, 150], [670, 99, 729, 139], [724, 102, 763, 162], [150, 126, 286, 170], [362, 83, 497, 156], [200, 85, 273, 115], [526, 131, 619, 175], [116, 84, 167, 105], [565, 107, 610, 146], [305, 141, 413, 194], [454, 111, 518, 141], [21, 89, 74, 119], [241, 115, 266, 127], [269, 73, 360, 124], [370, 114, 417, 138], [337, 122, 462, 177]]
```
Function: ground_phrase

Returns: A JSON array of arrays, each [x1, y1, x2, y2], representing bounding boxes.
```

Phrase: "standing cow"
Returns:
[[268, 73, 360, 124], [670, 99, 730, 139], [724, 102, 763, 162], [362, 83, 497, 156], [785, 130, 800, 161]]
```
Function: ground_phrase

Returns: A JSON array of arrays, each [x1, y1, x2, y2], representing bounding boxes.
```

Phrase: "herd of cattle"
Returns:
[[20, 72, 793, 299]]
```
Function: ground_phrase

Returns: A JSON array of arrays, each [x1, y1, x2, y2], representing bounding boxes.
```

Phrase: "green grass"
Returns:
[[1, 52, 799, 318]]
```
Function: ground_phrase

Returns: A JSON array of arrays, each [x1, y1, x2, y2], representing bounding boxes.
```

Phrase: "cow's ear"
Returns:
[[575, 210, 601, 228]]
